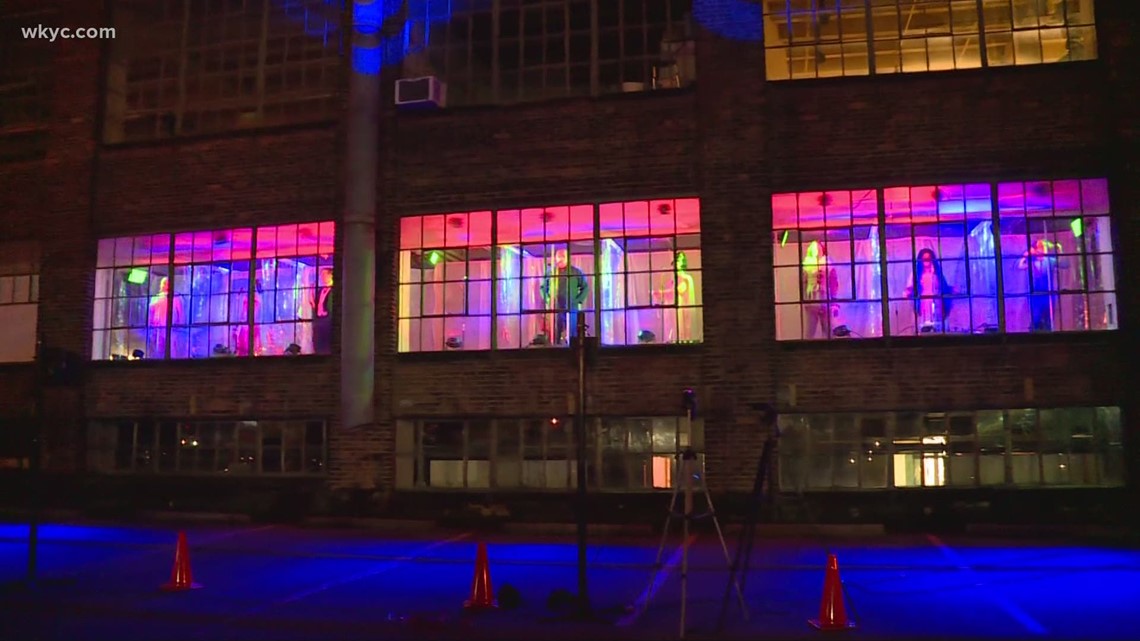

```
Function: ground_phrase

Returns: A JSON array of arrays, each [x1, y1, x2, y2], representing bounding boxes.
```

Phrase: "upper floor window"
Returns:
[[0, 242, 40, 363], [0, 10, 54, 162], [773, 178, 1116, 340], [403, 0, 696, 107], [93, 222, 336, 360], [398, 198, 702, 352], [104, 0, 344, 143], [762, 0, 1098, 81]]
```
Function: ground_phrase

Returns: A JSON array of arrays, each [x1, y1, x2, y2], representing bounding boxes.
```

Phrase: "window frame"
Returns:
[[777, 406, 1125, 491], [92, 222, 336, 361], [772, 178, 1118, 343], [394, 415, 704, 491], [86, 417, 328, 476], [396, 197, 704, 354], [103, 0, 346, 143], [409, 0, 696, 107], [761, 0, 1099, 81], [0, 241, 41, 363]]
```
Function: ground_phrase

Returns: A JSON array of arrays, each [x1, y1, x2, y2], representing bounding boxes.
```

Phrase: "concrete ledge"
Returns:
[[966, 523, 1134, 540]]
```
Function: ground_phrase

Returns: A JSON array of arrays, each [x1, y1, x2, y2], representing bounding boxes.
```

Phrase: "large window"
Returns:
[[398, 198, 702, 352], [395, 416, 702, 490], [405, 0, 696, 107], [778, 406, 1124, 490], [104, 0, 344, 143], [0, 242, 39, 363], [0, 9, 54, 162], [762, 0, 1098, 81], [93, 222, 336, 360], [87, 419, 326, 474], [773, 178, 1115, 340]]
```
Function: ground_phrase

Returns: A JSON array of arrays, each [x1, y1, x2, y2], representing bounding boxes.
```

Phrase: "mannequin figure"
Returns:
[[670, 251, 696, 342], [802, 240, 839, 339], [147, 276, 181, 358], [904, 248, 953, 332], [313, 267, 334, 354], [234, 278, 263, 356]]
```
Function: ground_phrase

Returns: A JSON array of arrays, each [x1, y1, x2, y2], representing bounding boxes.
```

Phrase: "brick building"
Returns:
[[1, 0, 1136, 525]]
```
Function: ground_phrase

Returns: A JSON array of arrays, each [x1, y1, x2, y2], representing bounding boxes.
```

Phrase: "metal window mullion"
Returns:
[[990, 183, 1006, 332], [876, 189, 891, 338], [164, 235, 176, 359], [246, 229, 258, 356], [975, 0, 989, 67], [865, 0, 876, 75]]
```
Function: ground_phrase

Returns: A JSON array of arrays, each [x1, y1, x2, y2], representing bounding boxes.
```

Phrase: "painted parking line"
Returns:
[[253, 531, 474, 611], [927, 534, 1048, 636], [616, 534, 698, 627]]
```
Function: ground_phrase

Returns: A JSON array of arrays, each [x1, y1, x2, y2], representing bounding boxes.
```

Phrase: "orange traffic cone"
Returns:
[[808, 553, 855, 630], [160, 531, 202, 592], [463, 542, 496, 609]]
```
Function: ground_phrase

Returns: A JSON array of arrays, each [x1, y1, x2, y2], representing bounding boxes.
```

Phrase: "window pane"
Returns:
[[998, 179, 1114, 334], [599, 198, 702, 346], [397, 213, 492, 352], [773, 189, 883, 341], [494, 204, 596, 349]]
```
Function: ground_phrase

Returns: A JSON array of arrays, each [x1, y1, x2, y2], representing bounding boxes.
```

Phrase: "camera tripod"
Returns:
[[635, 389, 746, 638], [716, 402, 780, 633]]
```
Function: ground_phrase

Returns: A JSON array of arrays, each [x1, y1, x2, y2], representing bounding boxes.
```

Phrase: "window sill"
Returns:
[[394, 341, 702, 362], [86, 353, 333, 369], [764, 58, 1104, 89], [391, 84, 696, 119], [777, 329, 1119, 351]]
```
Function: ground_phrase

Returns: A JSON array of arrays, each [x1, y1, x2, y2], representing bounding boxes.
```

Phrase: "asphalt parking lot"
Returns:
[[1, 520, 1137, 640]]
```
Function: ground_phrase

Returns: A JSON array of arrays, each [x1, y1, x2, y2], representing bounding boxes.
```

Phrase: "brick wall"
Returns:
[[2, 0, 1135, 498]]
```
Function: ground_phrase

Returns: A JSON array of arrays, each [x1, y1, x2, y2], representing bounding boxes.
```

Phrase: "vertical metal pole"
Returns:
[[26, 341, 43, 585], [343, 2, 379, 441], [575, 312, 590, 617]]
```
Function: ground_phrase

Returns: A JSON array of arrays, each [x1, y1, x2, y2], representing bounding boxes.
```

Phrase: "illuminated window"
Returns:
[[411, 0, 695, 107], [104, 0, 344, 143], [0, 10, 54, 162], [398, 212, 494, 352], [87, 419, 326, 475], [773, 189, 884, 340], [773, 178, 1114, 340], [763, 0, 1097, 81], [93, 222, 335, 360], [496, 205, 596, 349], [398, 199, 701, 352], [0, 242, 39, 363], [395, 416, 701, 490], [884, 184, 998, 336], [998, 179, 1115, 333], [778, 407, 1124, 490], [598, 199, 703, 345]]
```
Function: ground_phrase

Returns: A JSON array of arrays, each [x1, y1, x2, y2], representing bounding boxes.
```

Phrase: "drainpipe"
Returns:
[[342, 1, 380, 462]]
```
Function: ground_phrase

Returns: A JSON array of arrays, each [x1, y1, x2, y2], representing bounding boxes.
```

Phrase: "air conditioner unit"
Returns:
[[395, 76, 446, 109]]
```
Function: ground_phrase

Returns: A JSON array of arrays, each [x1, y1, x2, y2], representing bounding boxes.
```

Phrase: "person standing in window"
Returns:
[[802, 241, 839, 339], [541, 247, 589, 345], [1019, 239, 1063, 332], [904, 248, 953, 333]]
